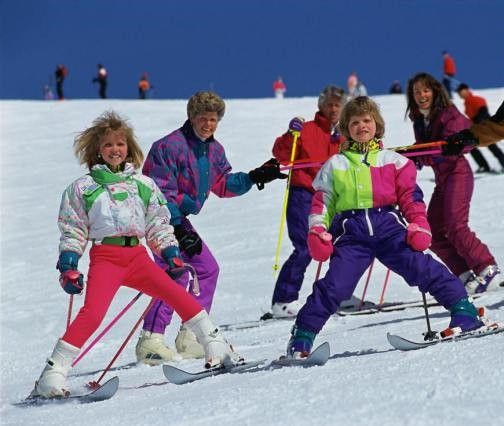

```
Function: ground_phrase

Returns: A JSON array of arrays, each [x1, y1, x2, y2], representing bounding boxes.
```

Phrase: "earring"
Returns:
[[97, 153, 102, 158]]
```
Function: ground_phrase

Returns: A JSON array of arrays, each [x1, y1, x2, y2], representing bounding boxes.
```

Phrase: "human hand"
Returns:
[[174, 225, 203, 258], [288, 117, 305, 133], [406, 220, 432, 251], [443, 130, 479, 156], [249, 158, 288, 190], [57, 251, 84, 294], [307, 226, 333, 261], [161, 246, 187, 279]]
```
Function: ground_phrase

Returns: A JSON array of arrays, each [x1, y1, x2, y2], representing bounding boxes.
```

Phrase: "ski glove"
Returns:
[[57, 251, 84, 295], [248, 158, 288, 190], [174, 225, 203, 258], [406, 218, 432, 252], [161, 246, 186, 280], [288, 117, 305, 133], [307, 226, 333, 262], [443, 130, 479, 156]]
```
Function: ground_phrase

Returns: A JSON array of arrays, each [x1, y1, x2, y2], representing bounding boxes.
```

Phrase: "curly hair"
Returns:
[[405, 72, 452, 121], [73, 111, 144, 170], [187, 91, 226, 120], [338, 96, 385, 139]]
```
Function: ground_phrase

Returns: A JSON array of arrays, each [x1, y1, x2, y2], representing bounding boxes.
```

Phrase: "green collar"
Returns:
[[90, 167, 127, 185]]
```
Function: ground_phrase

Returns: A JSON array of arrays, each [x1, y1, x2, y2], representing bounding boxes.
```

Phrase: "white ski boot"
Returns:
[[271, 300, 302, 318], [465, 265, 501, 294], [175, 325, 205, 359], [135, 330, 181, 365], [34, 339, 79, 398], [184, 310, 243, 368]]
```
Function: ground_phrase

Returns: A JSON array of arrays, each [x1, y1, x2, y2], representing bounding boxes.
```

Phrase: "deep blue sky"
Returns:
[[1, 0, 503, 100]]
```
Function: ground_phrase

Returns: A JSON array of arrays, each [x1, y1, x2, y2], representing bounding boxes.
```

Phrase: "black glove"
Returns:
[[491, 101, 504, 123], [248, 158, 288, 190], [443, 130, 479, 156], [174, 225, 202, 258]]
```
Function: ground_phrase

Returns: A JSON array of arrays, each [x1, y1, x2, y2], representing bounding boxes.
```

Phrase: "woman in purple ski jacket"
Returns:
[[406, 73, 500, 295], [135, 91, 287, 364]]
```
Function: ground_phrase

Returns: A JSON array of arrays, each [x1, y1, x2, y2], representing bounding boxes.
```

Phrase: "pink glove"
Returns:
[[406, 220, 432, 251], [307, 226, 333, 261]]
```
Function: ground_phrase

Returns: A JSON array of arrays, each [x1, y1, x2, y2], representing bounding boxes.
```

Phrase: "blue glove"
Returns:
[[288, 117, 304, 133], [161, 246, 186, 280], [57, 251, 84, 294]]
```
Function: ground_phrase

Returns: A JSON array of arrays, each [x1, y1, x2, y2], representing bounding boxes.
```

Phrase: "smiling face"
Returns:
[[348, 113, 377, 143], [190, 111, 219, 140], [413, 80, 433, 111], [99, 130, 128, 169]]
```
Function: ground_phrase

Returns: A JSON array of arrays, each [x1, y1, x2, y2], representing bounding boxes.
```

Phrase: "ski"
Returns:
[[15, 376, 119, 407], [163, 359, 267, 385], [219, 315, 293, 332], [162, 342, 331, 385], [387, 322, 504, 351], [336, 298, 441, 316]]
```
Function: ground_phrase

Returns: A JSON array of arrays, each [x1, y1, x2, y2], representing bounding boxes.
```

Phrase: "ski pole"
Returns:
[[66, 295, 74, 331], [72, 291, 143, 367], [88, 297, 155, 388], [358, 259, 375, 310], [391, 141, 446, 152], [378, 269, 391, 306], [421, 292, 437, 341], [272, 131, 300, 276]]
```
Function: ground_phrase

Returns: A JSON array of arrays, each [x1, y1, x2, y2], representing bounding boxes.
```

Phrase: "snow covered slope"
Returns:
[[1, 89, 504, 425]]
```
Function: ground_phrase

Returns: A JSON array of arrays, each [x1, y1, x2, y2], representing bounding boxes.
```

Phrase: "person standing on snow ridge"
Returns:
[[273, 76, 287, 99], [31, 111, 242, 398], [442, 51, 457, 98], [93, 64, 108, 99], [406, 72, 501, 295], [285, 96, 485, 359], [138, 73, 151, 99], [55, 64, 68, 100], [347, 72, 367, 99], [455, 83, 504, 173], [267, 85, 346, 319], [135, 91, 287, 365]]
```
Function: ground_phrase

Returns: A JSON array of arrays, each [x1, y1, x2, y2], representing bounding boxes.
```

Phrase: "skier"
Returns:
[[138, 72, 151, 99], [55, 64, 68, 100], [441, 51, 457, 98], [286, 96, 484, 358], [135, 91, 287, 364], [456, 83, 504, 173], [267, 85, 346, 318], [273, 76, 287, 99], [389, 80, 403, 94], [406, 72, 501, 294], [92, 64, 108, 99], [347, 72, 367, 99], [31, 111, 241, 398]]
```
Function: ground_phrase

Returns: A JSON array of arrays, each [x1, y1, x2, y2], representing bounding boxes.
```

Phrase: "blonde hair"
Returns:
[[187, 91, 226, 120], [338, 96, 385, 139], [73, 111, 144, 170]]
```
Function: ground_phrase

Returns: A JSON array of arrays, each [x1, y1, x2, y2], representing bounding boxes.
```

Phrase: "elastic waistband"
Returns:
[[98, 236, 140, 247], [340, 205, 397, 218]]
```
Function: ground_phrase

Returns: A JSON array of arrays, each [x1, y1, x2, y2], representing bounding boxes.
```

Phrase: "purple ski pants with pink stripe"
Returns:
[[142, 237, 219, 334]]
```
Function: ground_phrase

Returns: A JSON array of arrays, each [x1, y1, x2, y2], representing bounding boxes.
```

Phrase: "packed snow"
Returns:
[[1, 89, 504, 425]]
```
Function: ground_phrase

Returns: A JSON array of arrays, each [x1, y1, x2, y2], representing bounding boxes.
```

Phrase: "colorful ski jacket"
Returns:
[[309, 142, 427, 230], [58, 163, 177, 257], [462, 91, 490, 123], [272, 112, 343, 192], [142, 120, 253, 226]]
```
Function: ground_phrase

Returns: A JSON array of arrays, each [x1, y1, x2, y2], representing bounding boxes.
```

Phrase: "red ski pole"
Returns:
[[358, 259, 375, 310], [72, 291, 143, 367], [378, 269, 392, 306], [88, 297, 155, 388], [66, 295, 74, 331]]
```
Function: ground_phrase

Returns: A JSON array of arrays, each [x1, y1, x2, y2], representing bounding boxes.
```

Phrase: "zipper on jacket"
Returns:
[[364, 208, 374, 236]]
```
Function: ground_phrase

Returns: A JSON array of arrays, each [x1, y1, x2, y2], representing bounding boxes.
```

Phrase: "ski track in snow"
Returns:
[[1, 90, 504, 425]]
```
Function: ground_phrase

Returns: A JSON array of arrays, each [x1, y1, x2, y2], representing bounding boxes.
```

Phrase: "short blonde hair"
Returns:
[[338, 96, 385, 139], [73, 111, 144, 170], [187, 91, 225, 120]]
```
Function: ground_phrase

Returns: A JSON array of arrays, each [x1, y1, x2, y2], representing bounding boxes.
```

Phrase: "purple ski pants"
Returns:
[[272, 187, 314, 304], [142, 226, 219, 334], [428, 157, 495, 276], [296, 207, 468, 334]]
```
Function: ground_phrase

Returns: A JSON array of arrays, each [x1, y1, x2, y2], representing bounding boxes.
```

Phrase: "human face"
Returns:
[[191, 112, 219, 140], [99, 131, 128, 169], [413, 81, 433, 111], [348, 113, 376, 143], [320, 97, 343, 125]]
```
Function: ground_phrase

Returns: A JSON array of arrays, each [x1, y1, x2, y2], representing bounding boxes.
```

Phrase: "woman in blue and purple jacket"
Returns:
[[136, 91, 286, 364]]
